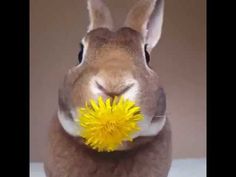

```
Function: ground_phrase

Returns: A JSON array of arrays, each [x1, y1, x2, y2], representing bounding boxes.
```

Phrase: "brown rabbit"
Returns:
[[44, 0, 172, 176]]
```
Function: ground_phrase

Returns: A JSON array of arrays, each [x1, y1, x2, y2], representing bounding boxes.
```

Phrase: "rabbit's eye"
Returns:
[[144, 44, 150, 66], [78, 43, 84, 64]]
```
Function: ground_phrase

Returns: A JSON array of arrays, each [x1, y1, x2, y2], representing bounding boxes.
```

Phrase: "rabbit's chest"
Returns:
[[45, 116, 172, 177]]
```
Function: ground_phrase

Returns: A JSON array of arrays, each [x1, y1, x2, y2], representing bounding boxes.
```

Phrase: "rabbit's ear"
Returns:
[[124, 0, 164, 53], [87, 0, 114, 32]]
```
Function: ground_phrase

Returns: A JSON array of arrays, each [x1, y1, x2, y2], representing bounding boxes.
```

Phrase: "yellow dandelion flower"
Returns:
[[75, 96, 143, 152]]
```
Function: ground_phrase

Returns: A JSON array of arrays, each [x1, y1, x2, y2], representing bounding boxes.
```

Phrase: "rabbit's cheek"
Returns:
[[57, 109, 79, 137], [133, 114, 166, 138], [131, 116, 150, 138]]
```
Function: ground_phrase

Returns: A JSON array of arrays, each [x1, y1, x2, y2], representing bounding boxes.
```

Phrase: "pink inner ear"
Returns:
[[145, 0, 164, 52]]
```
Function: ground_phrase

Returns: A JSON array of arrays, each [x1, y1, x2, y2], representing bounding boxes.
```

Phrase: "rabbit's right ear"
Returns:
[[87, 0, 114, 32], [124, 0, 164, 53]]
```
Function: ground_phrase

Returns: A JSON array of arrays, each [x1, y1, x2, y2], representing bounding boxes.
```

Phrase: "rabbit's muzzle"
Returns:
[[89, 75, 139, 102]]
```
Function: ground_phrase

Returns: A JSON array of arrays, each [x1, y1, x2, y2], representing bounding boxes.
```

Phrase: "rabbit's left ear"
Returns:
[[87, 0, 114, 32], [124, 0, 164, 53]]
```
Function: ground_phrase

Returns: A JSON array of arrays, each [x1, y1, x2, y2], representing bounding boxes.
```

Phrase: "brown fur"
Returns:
[[44, 114, 171, 177]]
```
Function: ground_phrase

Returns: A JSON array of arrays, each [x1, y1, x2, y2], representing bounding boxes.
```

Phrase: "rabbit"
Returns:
[[44, 0, 172, 177]]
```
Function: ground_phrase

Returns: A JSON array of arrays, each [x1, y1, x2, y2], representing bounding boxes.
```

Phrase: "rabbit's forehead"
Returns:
[[82, 28, 145, 67], [84, 27, 143, 49]]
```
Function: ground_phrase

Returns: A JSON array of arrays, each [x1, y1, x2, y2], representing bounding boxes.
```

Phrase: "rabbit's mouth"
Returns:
[[58, 107, 167, 143]]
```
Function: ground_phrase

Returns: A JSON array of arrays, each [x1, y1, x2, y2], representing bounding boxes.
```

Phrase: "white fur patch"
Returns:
[[132, 115, 166, 138], [122, 79, 139, 101], [141, 115, 166, 136], [57, 109, 80, 136], [89, 76, 105, 98]]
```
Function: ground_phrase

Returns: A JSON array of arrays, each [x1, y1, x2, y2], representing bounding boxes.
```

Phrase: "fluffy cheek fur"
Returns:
[[69, 69, 97, 109], [64, 67, 162, 138]]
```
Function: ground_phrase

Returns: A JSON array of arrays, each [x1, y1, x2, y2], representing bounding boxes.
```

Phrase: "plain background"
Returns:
[[30, 0, 206, 162]]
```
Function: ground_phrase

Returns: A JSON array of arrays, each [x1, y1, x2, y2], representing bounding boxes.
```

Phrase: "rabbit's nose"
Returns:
[[95, 81, 134, 99], [89, 76, 139, 102]]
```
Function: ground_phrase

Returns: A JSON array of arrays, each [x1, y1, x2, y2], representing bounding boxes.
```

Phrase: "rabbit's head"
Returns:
[[58, 0, 167, 149]]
